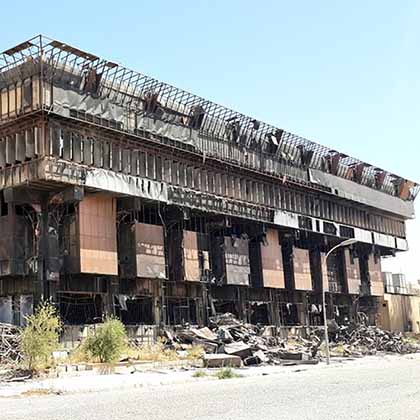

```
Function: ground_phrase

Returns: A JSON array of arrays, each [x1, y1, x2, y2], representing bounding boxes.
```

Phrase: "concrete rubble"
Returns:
[[203, 354, 242, 368], [327, 323, 420, 357], [165, 313, 321, 367], [1, 316, 420, 379], [165, 314, 420, 367]]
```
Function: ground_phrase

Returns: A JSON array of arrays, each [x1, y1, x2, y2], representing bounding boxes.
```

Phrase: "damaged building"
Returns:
[[0, 35, 418, 331]]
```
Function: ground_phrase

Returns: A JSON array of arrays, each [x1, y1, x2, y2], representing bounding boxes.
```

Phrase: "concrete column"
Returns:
[[201, 283, 209, 325], [236, 286, 246, 322], [153, 280, 164, 326], [102, 278, 117, 318], [268, 289, 281, 326], [34, 197, 49, 308]]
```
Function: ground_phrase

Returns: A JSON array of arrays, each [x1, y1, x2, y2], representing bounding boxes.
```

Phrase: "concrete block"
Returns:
[[203, 354, 242, 368]]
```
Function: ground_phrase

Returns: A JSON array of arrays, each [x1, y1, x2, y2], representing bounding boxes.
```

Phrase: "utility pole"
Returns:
[[323, 238, 358, 365]]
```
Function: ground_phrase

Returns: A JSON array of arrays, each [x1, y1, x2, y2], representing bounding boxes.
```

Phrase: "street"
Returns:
[[1, 355, 420, 420]]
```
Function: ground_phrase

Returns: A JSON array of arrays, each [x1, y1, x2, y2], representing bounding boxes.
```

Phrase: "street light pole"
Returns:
[[322, 238, 358, 365]]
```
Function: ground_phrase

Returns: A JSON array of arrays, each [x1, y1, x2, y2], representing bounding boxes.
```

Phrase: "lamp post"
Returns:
[[322, 238, 358, 365]]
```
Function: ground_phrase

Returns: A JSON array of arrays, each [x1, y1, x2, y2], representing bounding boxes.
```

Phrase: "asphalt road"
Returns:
[[2, 355, 420, 420]]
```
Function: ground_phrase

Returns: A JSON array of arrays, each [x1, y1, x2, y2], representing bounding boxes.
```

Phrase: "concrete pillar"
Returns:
[[237, 286, 247, 322], [297, 293, 307, 325], [34, 197, 49, 308], [153, 280, 164, 326], [201, 283, 209, 325], [268, 289, 281, 326], [102, 279, 117, 318]]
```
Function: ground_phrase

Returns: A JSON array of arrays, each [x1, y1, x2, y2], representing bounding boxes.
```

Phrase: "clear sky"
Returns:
[[1, 0, 419, 281]]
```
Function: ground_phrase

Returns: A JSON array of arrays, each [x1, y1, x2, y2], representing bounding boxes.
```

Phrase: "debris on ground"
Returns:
[[327, 324, 420, 357], [0, 323, 23, 366], [165, 313, 321, 366], [203, 354, 242, 368], [0, 323, 27, 381], [2, 315, 419, 381], [164, 313, 420, 366]]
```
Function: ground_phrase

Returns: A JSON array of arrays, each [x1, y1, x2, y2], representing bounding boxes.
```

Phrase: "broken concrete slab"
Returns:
[[190, 327, 218, 342], [224, 341, 253, 359], [217, 327, 234, 343], [203, 354, 242, 368], [277, 351, 310, 361], [254, 350, 269, 364], [193, 339, 218, 354], [244, 356, 260, 366]]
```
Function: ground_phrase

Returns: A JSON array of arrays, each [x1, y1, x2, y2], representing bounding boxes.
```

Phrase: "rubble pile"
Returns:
[[165, 313, 321, 367], [0, 323, 22, 366], [165, 314, 420, 366], [329, 324, 420, 356]]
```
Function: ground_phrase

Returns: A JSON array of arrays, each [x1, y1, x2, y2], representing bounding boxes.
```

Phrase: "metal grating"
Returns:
[[0, 35, 418, 201]]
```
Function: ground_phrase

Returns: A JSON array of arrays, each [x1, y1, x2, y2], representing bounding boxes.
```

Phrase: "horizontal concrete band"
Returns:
[[0, 157, 408, 251]]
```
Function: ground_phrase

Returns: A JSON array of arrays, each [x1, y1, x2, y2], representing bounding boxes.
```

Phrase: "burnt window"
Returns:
[[298, 216, 313, 231], [339, 225, 355, 238], [323, 222, 337, 235]]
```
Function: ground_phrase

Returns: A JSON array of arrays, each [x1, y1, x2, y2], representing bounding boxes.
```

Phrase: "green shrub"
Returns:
[[84, 317, 128, 363], [192, 369, 207, 378], [20, 302, 62, 371], [214, 367, 242, 380]]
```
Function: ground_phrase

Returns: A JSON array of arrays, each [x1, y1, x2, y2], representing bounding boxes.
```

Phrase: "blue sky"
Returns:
[[1, 1, 419, 280]]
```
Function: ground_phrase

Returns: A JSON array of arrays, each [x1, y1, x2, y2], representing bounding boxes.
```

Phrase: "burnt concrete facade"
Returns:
[[0, 35, 417, 328]]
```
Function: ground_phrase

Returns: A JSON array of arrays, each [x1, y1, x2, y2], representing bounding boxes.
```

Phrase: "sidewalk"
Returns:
[[2, 353, 419, 398]]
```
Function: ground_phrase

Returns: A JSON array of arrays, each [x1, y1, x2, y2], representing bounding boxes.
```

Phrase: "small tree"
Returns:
[[85, 317, 127, 363], [20, 302, 62, 371]]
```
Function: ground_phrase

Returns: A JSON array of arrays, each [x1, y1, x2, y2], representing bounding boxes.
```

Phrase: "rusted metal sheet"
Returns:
[[260, 229, 284, 288], [183, 231, 200, 282], [78, 194, 118, 275], [343, 249, 361, 294], [368, 254, 384, 296], [135, 223, 166, 279], [293, 248, 312, 291], [224, 237, 250, 286]]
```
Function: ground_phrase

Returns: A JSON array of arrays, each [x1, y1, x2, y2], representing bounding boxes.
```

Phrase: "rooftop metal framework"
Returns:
[[0, 35, 418, 201]]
